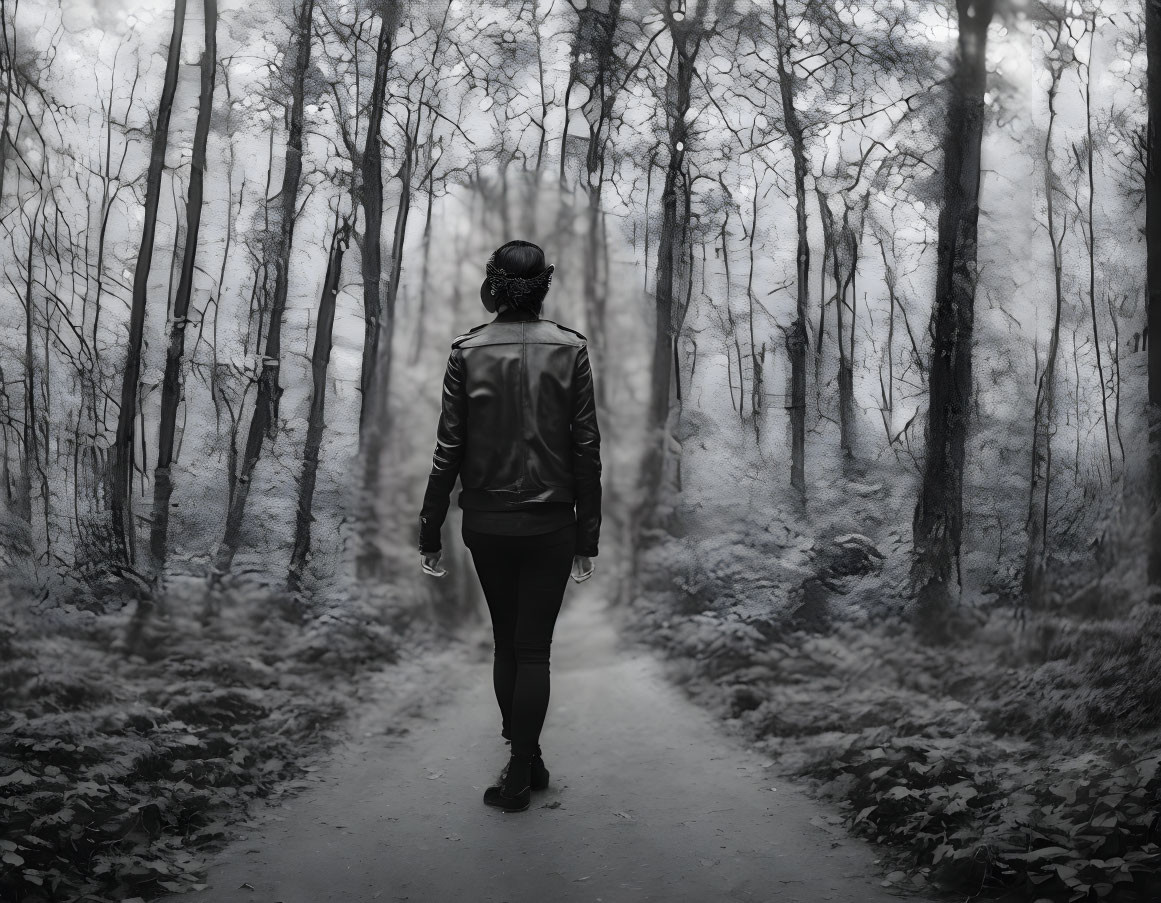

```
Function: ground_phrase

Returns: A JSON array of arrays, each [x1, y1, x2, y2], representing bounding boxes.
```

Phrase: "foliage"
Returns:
[[624, 510, 1161, 903], [0, 576, 431, 903]]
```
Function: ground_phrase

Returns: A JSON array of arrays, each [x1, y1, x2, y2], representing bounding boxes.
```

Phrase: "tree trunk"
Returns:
[[357, 6, 396, 434], [815, 186, 834, 414], [209, 0, 313, 589], [410, 125, 437, 365], [773, 0, 809, 498], [1083, 22, 1113, 476], [1023, 52, 1066, 610], [149, 0, 217, 574], [836, 215, 857, 465], [910, 0, 995, 634], [742, 184, 761, 443], [0, 0, 15, 209], [1147, 0, 1161, 592], [583, 187, 610, 412], [109, 0, 187, 566], [18, 196, 42, 528], [381, 108, 417, 409], [356, 106, 417, 582], [642, 29, 696, 518], [879, 240, 898, 444], [575, 0, 623, 413], [289, 218, 351, 594]]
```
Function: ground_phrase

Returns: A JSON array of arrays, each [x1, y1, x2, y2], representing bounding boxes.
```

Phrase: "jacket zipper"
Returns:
[[520, 320, 528, 489]]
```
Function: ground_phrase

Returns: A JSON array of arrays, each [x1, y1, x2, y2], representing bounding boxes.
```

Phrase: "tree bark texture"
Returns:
[[642, 12, 701, 519], [210, 0, 312, 587], [149, 0, 217, 573], [1147, 0, 1161, 591], [1022, 49, 1065, 608], [357, 5, 397, 435], [108, 0, 187, 566], [773, 0, 809, 497], [356, 104, 416, 582], [835, 209, 858, 465], [289, 218, 350, 593], [910, 0, 995, 625], [18, 198, 41, 528]]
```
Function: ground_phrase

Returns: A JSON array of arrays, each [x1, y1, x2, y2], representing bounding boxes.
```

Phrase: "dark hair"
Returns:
[[485, 240, 555, 313]]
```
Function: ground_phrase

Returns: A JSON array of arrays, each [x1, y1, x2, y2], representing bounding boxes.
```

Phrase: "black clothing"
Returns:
[[462, 523, 577, 759], [461, 501, 576, 535], [418, 307, 602, 556]]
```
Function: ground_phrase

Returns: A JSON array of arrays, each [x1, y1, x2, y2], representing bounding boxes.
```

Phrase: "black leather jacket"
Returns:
[[418, 307, 602, 557]]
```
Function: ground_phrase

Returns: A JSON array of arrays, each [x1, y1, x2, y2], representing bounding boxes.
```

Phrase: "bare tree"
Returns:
[[640, 0, 710, 523], [1022, 14, 1069, 609], [108, 0, 187, 567], [771, 0, 810, 497], [350, 1, 400, 436], [149, 0, 218, 574], [910, 0, 997, 636], [288, 212, 352, 594], [817, 187, 868, 468], [209, 0, 314, 589], [408, 131, 444, 362], [561, 0, 629, 404], [15, 191, 48, 531], [355, 1, 459, 581], [355, 98, 421, 581], [1077, 10, 1114, 476], [1148, 0, 1161, 592]]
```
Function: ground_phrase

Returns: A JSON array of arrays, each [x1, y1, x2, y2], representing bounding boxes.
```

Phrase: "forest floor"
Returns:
[[6, 523, 1158, 903], [148, 572, 941, 903], [619, 517, 1161, 903]]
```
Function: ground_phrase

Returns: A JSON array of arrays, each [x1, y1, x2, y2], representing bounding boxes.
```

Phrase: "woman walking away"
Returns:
[[417, 239, 603, 813]]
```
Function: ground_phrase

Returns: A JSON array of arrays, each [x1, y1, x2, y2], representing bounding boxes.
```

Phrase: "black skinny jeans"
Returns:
[[461, 522, 577, 759]]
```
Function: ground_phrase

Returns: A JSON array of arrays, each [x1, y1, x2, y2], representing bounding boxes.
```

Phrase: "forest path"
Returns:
[[160, 575, 935, 903]]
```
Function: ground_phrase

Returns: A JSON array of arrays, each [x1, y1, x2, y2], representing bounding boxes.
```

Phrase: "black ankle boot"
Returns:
[[502, 740, 549, 790], [484, 754, 531, 812], [530, 752, 549, 790]]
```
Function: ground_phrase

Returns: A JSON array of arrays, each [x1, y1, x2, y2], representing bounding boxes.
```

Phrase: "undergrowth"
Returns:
[[623, 524, 1161, 903], [0, 574, 432, 903]]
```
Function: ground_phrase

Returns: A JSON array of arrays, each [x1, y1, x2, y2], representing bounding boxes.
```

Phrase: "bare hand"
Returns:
[[421, 552, 447, 577], [570, 555, 594, 583]]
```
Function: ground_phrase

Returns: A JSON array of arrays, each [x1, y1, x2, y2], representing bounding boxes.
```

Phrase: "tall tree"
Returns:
[[911, 0, 996, 634], [771, 0, 810, 497], [356, 102, 420, 581], [1079, 12, 1113, 475], [1147, 0, 1161, 591], [209, 0, 314, 588], [289, 213, 351, 594], [149, 0, 218, 573], [356, 2, 399, 435], [562, 0, 626, 407], [641, 0, 708, 520], [17, 193, 48, 531], [108, 0, 187, 566], [1022, 16, 1067, 608]]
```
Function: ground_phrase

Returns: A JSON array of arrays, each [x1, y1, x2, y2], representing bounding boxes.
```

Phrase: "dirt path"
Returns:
[[160, 575, 936, 903]]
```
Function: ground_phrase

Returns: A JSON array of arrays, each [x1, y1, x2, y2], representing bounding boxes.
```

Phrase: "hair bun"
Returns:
[[485, 260, 554, 309]]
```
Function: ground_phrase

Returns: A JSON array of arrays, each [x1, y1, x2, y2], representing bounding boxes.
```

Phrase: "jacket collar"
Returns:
[[492, 306, 541, 323]]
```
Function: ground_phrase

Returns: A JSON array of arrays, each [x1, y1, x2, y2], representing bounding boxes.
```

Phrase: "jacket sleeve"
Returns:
[[418, 348, 468, 554], [571, 345, 603, 557]]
